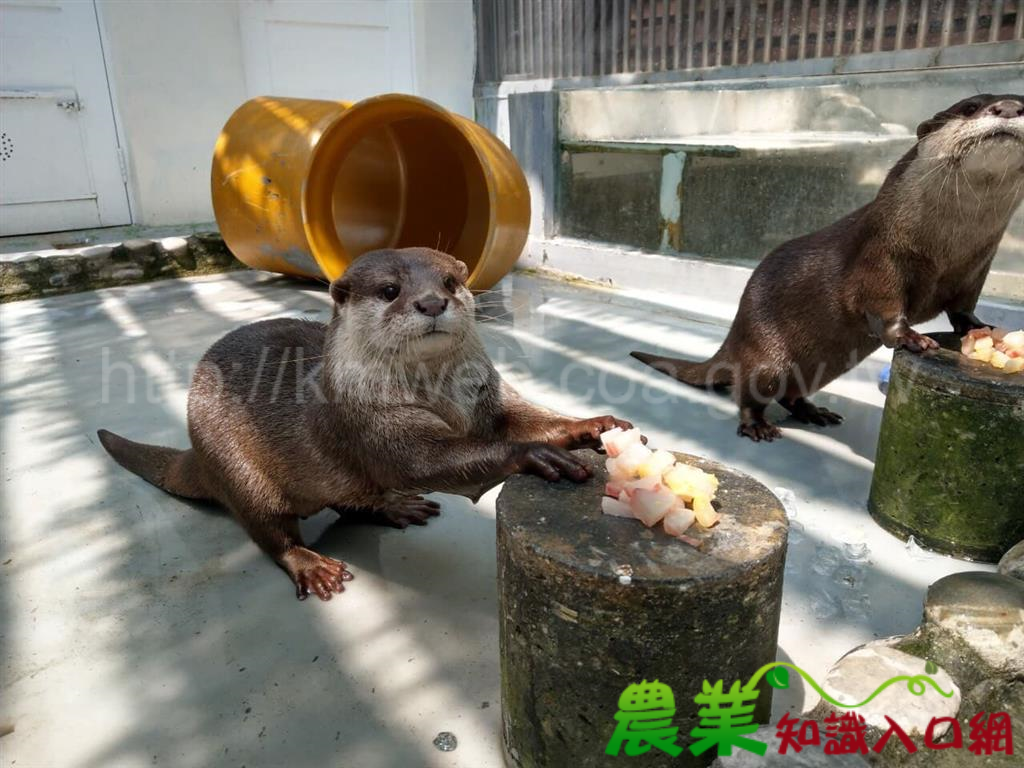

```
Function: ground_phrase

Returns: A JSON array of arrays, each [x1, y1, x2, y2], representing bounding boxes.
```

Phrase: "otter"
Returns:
[[632, 94, 1024, 441], [99, 248, 634, 600]]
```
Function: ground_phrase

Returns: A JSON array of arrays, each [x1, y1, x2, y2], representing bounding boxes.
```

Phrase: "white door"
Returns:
[[0, 0, 130, 236], [239, 0, 416, 101]]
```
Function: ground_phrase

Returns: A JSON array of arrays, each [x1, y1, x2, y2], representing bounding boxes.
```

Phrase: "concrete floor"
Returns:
[[0, 269, 995, 768]]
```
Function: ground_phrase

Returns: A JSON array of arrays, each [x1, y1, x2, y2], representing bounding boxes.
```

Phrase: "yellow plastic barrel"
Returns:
[[211, 94, 530, 291]]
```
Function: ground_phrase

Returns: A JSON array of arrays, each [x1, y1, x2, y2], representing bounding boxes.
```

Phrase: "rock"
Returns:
[[109, 267, 144, 282], [9, 252, 43, 266], [190, 232, 235, 268], [923, 572, 1024, 680], [79, 245, 114, 259], [159, 236, 195, 270], [809, 643, 960, 737], [882, 678, 1023, 767], [80, 245, 114, 269], [710, 722, 870, 767], [0, 279, 32, 299], [121, 238, 156, 259], [498, 449, 787, 768], [997, 540, 1024, 581]]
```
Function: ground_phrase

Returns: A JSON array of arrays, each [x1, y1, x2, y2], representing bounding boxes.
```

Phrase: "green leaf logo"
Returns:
[[925, 660, 938, 675], [766, 666, 790, 689]]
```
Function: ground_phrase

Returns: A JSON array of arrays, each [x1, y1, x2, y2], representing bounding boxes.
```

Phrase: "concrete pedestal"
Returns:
[[497, 450, 787, 767], [869, 333, 1024, 562]]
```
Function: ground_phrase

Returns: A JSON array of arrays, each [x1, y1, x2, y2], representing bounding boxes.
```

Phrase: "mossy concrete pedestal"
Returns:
[[869, 333, 1024, 562], [497, 450, 787, 768]]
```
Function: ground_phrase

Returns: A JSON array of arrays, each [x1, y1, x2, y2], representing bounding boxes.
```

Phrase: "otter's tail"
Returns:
[[97, 429, 209, 500], [630, 349, 733, 390]]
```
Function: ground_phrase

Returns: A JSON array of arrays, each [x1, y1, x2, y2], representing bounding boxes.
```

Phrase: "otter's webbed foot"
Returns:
[[333, 497, 442, 529], [867, 313, 939, 354], [895, 329, 940, 354], [947, 310, 992, 337], [738, 421, 783, 442], [280, 547, 353, 601], [780, 397, 844, 427], [737, 406, 782, 442], [372, 496, 441, 529], [517, 443, 592, 482], [562, 415, 643, 450]]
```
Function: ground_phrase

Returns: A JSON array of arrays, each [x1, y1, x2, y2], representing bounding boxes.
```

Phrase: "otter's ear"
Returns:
[[329, 278, 351, 306], [916, 112, 947, 140], [917, 103, 954, 140], [455, 260, 469, 281]]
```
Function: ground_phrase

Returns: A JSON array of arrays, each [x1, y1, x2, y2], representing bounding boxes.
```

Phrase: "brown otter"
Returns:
[[632, 94, 1024, 441], [99, 247, 634, 600]]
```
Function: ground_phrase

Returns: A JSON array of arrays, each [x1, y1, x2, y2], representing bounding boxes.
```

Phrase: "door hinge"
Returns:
[[116, 146, 128, 183]]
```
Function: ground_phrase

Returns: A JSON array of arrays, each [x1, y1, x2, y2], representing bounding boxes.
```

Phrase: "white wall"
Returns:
[[98, 0, 476, 227], [98, 0, 248, 227], [412, 0, 476, 119]]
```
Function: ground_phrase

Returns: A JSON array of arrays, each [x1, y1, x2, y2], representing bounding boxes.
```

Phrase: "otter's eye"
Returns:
[[443, 275, 459, 293], [961, 103, 979, 117], [380, 284, 400, 302]]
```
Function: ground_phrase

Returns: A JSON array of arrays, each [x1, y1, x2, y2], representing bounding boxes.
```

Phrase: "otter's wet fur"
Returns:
[[100, 248, 633, 600], [632, 94, 1024, 441]]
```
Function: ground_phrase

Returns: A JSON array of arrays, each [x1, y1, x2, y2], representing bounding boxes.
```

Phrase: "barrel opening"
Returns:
[[315, 113, 491, 280]]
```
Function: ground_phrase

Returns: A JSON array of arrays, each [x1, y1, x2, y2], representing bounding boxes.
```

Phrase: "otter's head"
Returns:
[[915, 94, 1024, 178], [329, 247, 476, 362]]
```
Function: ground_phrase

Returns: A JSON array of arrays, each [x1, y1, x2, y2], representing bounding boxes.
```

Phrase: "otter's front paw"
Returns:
[[282, 547, 353, 601], [948, 310, 991, 336], [518, 443, 591, 483], [896, 330, 940, 354], [737, 420, 782, 442], [565, 415, 642, 450]]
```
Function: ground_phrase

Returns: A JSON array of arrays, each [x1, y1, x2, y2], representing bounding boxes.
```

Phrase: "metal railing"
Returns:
[[475, 0, 1023, 83]]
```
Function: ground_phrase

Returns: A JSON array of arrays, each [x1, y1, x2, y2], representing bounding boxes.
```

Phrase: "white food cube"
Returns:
[[599, 427, 623, 456], [601, 496, 634, 518], [600, 427, 643, 458], [637, 450, 676, 478], [693, 495, 720, 528], [1002, 330, 1024, 351], [663, 506, 697, 537], [970, 348, 993, 364], [631, 487, 677, 527], [623, 475, 663, 496], [664, 464, 717, 501], [605, 457, 633, 485], [615, 442, 653, 477]]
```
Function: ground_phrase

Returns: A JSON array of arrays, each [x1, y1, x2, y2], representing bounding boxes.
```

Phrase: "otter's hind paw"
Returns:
[[282, 547, 353, 601], [781, 398, 844, 427]]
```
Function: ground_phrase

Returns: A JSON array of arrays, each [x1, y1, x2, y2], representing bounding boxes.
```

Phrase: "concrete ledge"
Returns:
[[0, 231, 244, 302], [519, 236, 1024, 328]]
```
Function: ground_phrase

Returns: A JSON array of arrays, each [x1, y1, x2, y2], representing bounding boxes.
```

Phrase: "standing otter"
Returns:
[[99, 248, 634, 600], [632, 94, 1024, 441]]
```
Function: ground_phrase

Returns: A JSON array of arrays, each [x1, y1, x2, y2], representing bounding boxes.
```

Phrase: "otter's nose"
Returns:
[[986, 99, 1024, 119], [414, 295, 448, 317]]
